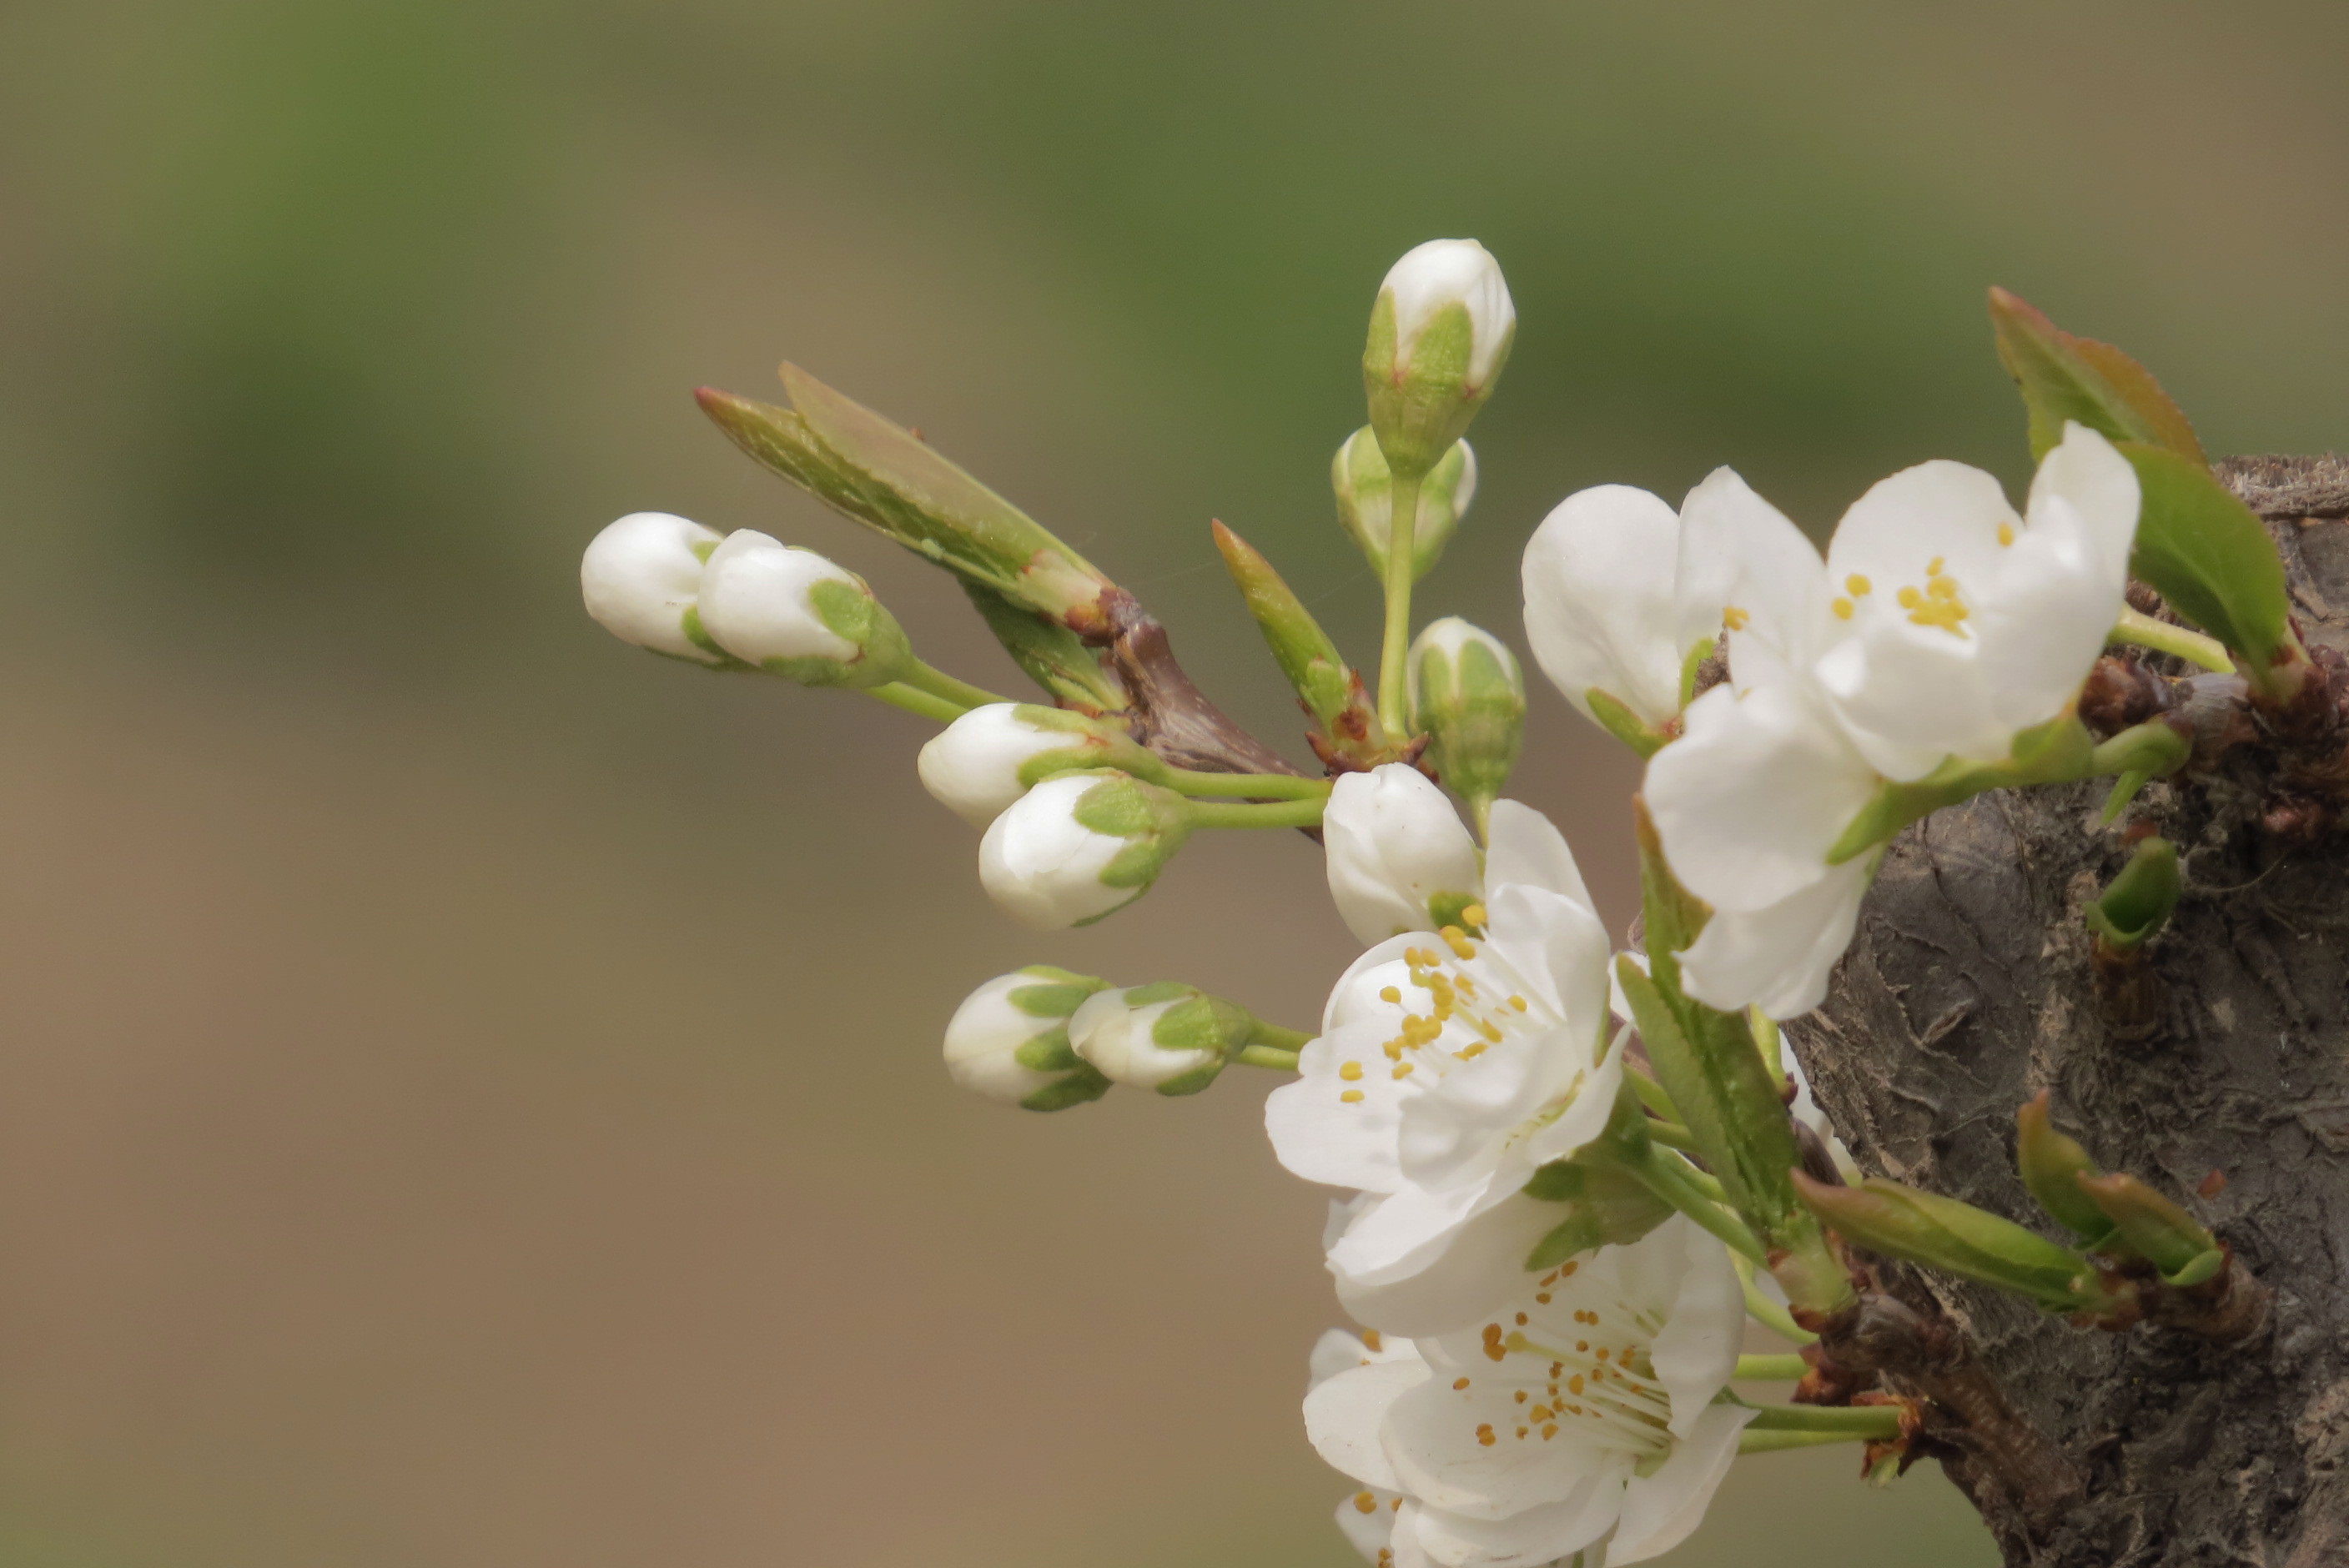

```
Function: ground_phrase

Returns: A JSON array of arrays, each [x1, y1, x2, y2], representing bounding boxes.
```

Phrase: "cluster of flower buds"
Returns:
[[945, 967, 1305, 1108]]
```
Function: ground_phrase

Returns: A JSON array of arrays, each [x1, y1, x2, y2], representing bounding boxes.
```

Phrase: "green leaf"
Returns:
[[1210, 521, 1387, 765], [2083, 836, 2180, 952], [2121, 443, 2293, 669], [959, 580, 1130, 714], [1989, 288, 2206, 465], [2076, 1171, 2220, 1279], [1792, 1172, 2115, 1314], [2014, 1092, 2115, 1243]]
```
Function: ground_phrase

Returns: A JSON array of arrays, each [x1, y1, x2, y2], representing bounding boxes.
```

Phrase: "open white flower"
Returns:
[[1325, 765, 1486, 946], [1270, 802, 1617, 1332], [1642, 424, 2140, 1017], [1305, 1218, 1753, 1568], [978, 771, 1191, 930], [581, 511, 727, 663]]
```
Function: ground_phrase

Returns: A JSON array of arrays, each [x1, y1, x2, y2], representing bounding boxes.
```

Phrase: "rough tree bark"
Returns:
[[1787, 457, 2349, 1566]]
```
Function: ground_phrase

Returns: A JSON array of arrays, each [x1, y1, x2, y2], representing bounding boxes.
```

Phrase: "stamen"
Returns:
[[1354, 1492, 1378, 1515], [1846, 574, 1872, 596], [1340, 1089, 1365, 1103], [1832, 597, 1854, 620], [1998, 521, 2015, 546], [1461, 902, 1487, 929], [1723, 605, 1750, 631], [1340, 1061, 1363, 1081], [1378, 985, 1401, 1004]]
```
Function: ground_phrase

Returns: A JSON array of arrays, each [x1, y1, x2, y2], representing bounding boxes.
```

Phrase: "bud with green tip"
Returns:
[[2015, 1092, 2115, 1243], [2084, 836, 2181, 955], [697, 530, 913, 688], [1069, 983, 1259, 1096], [943, 965, 1114, 1112], [1408, 617, 1526, 819], [1331, 427, 1477, 581], [581, 511, 736, 666], [1361, 239, 1515, 480], [918, 703, 1168, 829], [1519, 1159, 1675, 1269], [2077, 1171, 2225, 1286], [978, 771, 1193, 930], [1791, 1170, 2130, 1317]]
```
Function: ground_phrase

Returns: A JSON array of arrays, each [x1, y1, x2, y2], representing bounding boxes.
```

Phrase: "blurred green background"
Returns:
[[1, 1, 2344, 1563]]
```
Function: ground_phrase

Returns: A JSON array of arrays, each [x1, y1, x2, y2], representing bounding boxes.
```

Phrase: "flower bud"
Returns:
[[1330, 427, 1476, 581], [1792, 1170, 2127, 1316], [1069, 982, 1254, 1095], [581, 511, 731, 664], [1322, 764, 1481, 946], [2076, 1171, 2224, 1286], [696, 530, 912, 688], [918, 704, 1169, 829], [978, 771, 1194, 930], [2084, 836, 2181, 954], [1407, 618, 1525, 817], [2015, 1092, 2114, 1243], [1361, 239, 1515, 479], [943, 965, 1113, 1112]]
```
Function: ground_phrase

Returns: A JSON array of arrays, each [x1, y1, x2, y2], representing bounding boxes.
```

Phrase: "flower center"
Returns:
[[1456, 1273, 1676, 1456], [1333, 913, 1552, 1106], [1834, 557, 1976, 638]]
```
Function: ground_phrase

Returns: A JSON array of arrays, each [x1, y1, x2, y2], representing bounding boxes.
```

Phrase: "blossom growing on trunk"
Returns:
[[1305, 1218, 1753, 1567], [1324, 765, 1486, 946], [978, 771, 1191, 929], [943, 967, 1112, 1112], [1270, 801, 1617, 1329], [581, 511, 728, 664]]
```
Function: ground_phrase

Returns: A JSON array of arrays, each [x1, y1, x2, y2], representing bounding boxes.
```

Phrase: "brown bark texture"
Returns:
[[1785, 457, 2349, 1566]]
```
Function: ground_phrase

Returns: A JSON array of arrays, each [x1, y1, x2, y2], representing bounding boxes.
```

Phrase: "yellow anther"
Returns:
[[1845, 574, 1872, 596], [1355, 1492, 1378, 1515], [1515, 1390, 1529, 1405], [1340, 1061, 1364, 1081], [1927, 574, 1960, 601], [1340, 1088, 1366, 1103], [1896, 585, 1923, 609], [1508, 995, 1528, 1012], [1723, 605, 1750, 631], [1453, 1377, 1471, 1390], [1391, 1062, 1415, 1079], [1440, 926, 1476, 961], [1476, 1425, 1496, 1447], [1832, 597, 1854, 620], [1907, 599, 1970, 634], [1383, 1038, 1405, 1062], [1476, 1018, 1505, 1043], [1530, 1405, 1553, 1421], [1362, 1331, 1382, 1350], [1457, 1043, 1486, 1058], [1461, 902, 1487, 929], [1998, 520, 2015, 547], [1542, 1423, 1558, 1440], [1378, 985, 1401, 1005], [1927, 555, 1945, 575]]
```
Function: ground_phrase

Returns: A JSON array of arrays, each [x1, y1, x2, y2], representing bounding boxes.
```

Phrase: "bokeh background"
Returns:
[[2, 1, 2346, 1563]]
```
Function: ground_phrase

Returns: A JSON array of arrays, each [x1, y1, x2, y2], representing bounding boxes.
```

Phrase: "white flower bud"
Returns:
[[1322, 764, 1482, 946], [978, 771, 1194, 930], [1407, 618, 1526, 816], [1362, 239, 1516, 479], [1331, 428, 1477, 582], [917, 704, 1167, 829], [1069, 983, 1245, 1095], [581, 511, 729, 664], [943, 966, 1112, 1111], [696, 530, 912, 688]]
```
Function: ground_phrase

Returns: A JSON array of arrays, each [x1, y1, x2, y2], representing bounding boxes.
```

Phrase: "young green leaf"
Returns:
[[1210, 522, 1388, 766], [1988, 288, 2206, 465], [2121, 443, 2296, 672]]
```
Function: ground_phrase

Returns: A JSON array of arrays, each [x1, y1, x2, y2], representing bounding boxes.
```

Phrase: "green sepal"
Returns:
[[1011, 1027, 1080, 1073], [1988, 288, 2206, 465], [1519, 1162, 1675, 1270], [1362, 296, 1512, 480], [776, 576, 913, 690], [2084, 836, 2181, 953], [697, 371, 1112, 627], [1791, 1171, 2120, 1315], [1005, 965, 1109, 1020], [1007, 706, 1172, 791], [1586, 688, 1667, 760], [1019, 1062, 1112, 1113], [2015, 1092, 2117, 1244], [1210, 520, 1389, 766], [2076, 1171, 2221, 1281], [675, 606, 757, 672], [1622, 806, 1848, 1311], [1828, 716, 2095, 865], [1427, 889, 1483, 933], [1410, 624, 1527, 814], [959, 581, 1129, 714], [2120, 443, 2299, 679], [1331, 427, 1475, 581]]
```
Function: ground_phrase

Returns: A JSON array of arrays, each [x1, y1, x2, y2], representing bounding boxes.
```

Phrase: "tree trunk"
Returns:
[[1786, 458, 2349, 1566]]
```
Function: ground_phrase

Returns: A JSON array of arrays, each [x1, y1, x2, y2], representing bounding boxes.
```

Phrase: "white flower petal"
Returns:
[[1325, 936, 1430, 1033], [1384, 239, 1515, 386], [1330, 1180, 1492, 1289], [1307, 1357, 1431, 1493], [1326, 767, 1484, 947], [1335, 1487, 1406, 1564], [580, 512, 726, 662], [1974, 496, 2127, 733], [1266, 1019, 1416, 1194], [697, 530, 861, 665], [1336, 1191, 1567, 1339], [1604, 1404, 1756, 1565], [1641, 1219, 1748, 1438], [1645, 684, 1879, 913], [976, 774, 1135, 930], [1405, 1474, 1627, 1567], [1673, 467, 1836, 671], [1814, 608, 2009, 767], [1677, 856, 1874, 1020], [1824, 459, 2015, 600], [2027, 421, 2140, 568], [917, 705, 1074, 829], [1522, 486, 1685, 726], [1482, 801, 1596, 917]]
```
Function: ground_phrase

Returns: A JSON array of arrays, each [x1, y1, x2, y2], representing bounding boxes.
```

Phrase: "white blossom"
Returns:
[[1381, 240, 1516, 389], [581, 511, 727, 663], [977, 771, 1188, 931], [1304, 1219, 1753, 1568], [918, 704, 1136, 829], [696, 529, 908, 685], [943, 967, 1109, 1111], [1069, 984, 1229, 1093], [1325, 765, 1486, 947], [1270, 802, 1617, 1332]]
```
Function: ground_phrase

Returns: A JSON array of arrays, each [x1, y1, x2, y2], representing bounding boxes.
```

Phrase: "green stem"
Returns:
[[1738, 1428, 1876, 1455], [1645, 1118, 1700, 1152], [1736, 1402, 1904, 1438], [1162, 767, 1332, 802], [1734, 1254, 1818, 1346], [897, 657, 1011, 712], [1247, 1022, 1313, 1053], [1185, 797, 1329, 832], [867, 681, 968, 723], [1376, 470, 1424, 738], [2110, 607, 2233, 673], [1234, 1043, 1301, 1071], [1621, 1145, 1765, 1264], [1734, 1354, 1811, 1381]]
